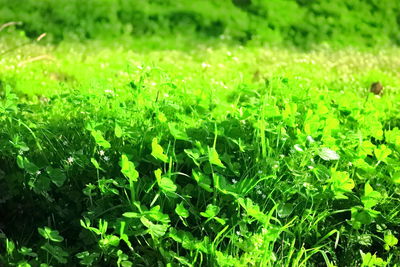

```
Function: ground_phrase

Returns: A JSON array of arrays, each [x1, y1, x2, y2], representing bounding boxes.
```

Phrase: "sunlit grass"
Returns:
[[1, 34, 400, 266]]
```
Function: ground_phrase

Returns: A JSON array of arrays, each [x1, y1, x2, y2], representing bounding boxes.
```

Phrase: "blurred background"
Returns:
[[1, 0, 399, 49]]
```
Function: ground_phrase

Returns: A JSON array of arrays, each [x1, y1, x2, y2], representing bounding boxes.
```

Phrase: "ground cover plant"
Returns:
[[1, 3, 400, 266]]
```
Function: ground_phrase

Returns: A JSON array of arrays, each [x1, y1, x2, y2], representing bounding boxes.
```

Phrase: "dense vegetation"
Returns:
[[1, 1, 400, 266], [1, 0, 400, 48]]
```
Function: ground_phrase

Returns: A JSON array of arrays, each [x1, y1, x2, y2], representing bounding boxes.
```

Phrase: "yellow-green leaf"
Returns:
[[151, 138, 168, 163], [208, 147, 225, 168], [121, 154, 138, 182]]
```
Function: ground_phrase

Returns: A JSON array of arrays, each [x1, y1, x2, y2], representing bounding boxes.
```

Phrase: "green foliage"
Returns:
[[37, 227, 63, 243], [1, 33, 400, 266], [0, 0, 399, 48]]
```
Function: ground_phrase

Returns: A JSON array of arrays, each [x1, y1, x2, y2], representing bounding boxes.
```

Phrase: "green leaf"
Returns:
[[360, 251, 386, 267], [392, 172, 400, 184], [384, 232, 398, 251], [361, 183, 382, 209], [16, 261, 31, 267], [238, 198, 271, 225], [148, 206, 171, 224], [115, 124, 123, 138], [100, 235, 120, 247], [353, 158, 375, 173], [122, 212, 140, 218], [140, 217, 168, 238], [31, 176, 51, 193], [208, 147, 225, 168], [175, 203, 189, 218], [6, 239, 15, 255], [91, 130, 111, 149], [17, 155, 24, 169], [154, 169, 162, 182], [192, 170, 212, 192], [200, 204, 220, 218], [324, 117, 340, 133], [22, 158, 39, 174], [374, 145, 392, 162], [159, 177, 177, 192], [151, 138, 168, 162], [327, 170, 355, 199], [213, 217, 226, 225], [121, 261, 133, 267], [76, 251, 99, 266], [121, 154, 138, 182], [40, 243, 68, 264], [46, 167, 66, 187], [91, 158, 100, 169], [358, 141, 376, 158], [184, 149, 201, 166], [277, 203, 294, 218], [19, 247, 37, 257], [352, 209, 372, 226], [385, 127, 400, 146], [168, 123, 189, 140], [38, 227, 64, 242], [154, 169, 176, 192]]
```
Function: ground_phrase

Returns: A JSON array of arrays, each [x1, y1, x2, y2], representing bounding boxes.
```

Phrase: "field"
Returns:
[[1, 1, 400, 266]]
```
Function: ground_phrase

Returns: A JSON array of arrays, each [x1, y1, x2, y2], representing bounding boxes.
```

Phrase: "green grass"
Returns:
[[1, 34, 400, 266]]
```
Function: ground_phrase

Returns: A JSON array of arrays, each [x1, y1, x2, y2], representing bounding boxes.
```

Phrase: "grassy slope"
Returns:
[[1, 35, 400, 266]]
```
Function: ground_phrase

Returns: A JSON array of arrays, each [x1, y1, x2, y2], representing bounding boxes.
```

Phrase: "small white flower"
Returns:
[[307, 165, 314, 170], [151, 82, 157, 86], [258, 170, 263, 174], [99, 150, 105, 156], [232, 179, 238, 184], [262, 194, 266, 199], [36, 170, 41, 175], [273, 164, 279, 169], [67, 156, 74, 164], [137, 65, 143, 70], [103, 156, 110, 161], [255, 184, 260, 189], [303, 182, 310, 187], [236, 231, 241, 236], [104, 89, 114, 94], [18, 150, 24, 155], [256, 190, 262, 195], [294, 144, 303, 152], [280, 154, 285, 158], [348, 162, 353, 167], [201, 62, 211, 68]]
